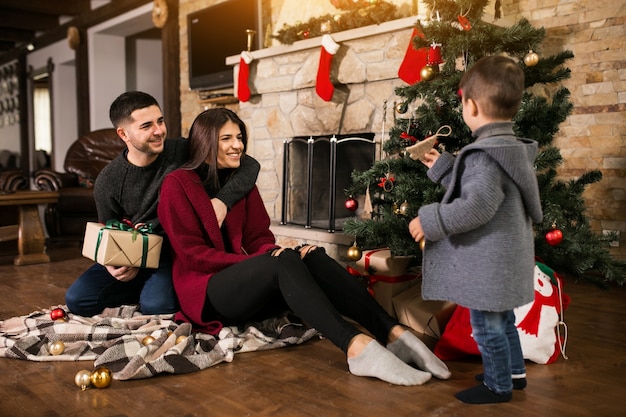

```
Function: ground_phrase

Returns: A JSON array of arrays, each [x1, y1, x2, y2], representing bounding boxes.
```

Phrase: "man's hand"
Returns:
[[408, 216, 425, 243], [105, 265, 139, 282], [211, 198, 228, 227]]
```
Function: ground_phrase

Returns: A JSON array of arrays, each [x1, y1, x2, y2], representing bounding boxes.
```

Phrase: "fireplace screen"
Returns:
[[281, 133, 375, 231]]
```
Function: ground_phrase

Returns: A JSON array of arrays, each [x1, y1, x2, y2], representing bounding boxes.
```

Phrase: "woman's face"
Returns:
[[215, 120, 244, 169]]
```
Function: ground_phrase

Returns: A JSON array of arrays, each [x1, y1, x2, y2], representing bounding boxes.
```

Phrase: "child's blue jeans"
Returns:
[[469, 309, 526, 394]]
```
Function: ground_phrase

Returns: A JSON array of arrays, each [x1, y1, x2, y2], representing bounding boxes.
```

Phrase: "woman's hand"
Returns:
[[269, 247, 288, 257], [105, 265, 139, 282], [211, 198, 228, 227], [297, 245, 317, 258]]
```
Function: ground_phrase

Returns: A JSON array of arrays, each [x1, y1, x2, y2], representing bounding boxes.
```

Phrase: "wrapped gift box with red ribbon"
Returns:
[[355, 248, 419, 317], [82, 221, 163, 268]]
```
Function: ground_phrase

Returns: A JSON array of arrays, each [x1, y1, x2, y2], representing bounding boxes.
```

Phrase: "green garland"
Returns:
[[272, 0, 405, 45]]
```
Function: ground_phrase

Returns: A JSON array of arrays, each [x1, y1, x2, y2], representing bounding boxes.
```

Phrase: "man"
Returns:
[[65, 91, 260, 316]]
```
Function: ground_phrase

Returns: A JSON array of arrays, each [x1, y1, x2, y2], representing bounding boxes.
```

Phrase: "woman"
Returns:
[[157, 108, 450, 385]]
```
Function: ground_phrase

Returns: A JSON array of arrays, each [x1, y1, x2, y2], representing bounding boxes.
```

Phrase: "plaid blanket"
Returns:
[[0, 305, 319, 380]]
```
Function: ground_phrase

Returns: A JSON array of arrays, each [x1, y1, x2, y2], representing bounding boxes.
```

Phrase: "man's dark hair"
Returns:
[[109, 91, 160, 127], [459, 55, 525, 120]]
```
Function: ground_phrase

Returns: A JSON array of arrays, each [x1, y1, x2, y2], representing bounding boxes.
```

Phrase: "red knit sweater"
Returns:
[[158, 168, 278, 334]]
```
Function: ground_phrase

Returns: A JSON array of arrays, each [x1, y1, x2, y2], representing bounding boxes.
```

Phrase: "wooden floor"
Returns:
[[1, 245, 625, 417]]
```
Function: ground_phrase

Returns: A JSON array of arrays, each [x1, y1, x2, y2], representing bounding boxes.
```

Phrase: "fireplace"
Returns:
[[281, 133, 375, 232]]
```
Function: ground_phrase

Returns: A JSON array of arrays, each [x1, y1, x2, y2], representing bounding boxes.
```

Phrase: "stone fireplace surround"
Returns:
[[224, 17, 418, 261]]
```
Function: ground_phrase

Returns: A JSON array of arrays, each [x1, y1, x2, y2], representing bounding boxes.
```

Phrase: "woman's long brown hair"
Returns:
[[182, 108, 248, 192]]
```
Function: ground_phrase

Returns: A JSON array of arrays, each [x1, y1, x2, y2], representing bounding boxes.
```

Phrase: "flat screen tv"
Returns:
[[188, 0, 260, 91]]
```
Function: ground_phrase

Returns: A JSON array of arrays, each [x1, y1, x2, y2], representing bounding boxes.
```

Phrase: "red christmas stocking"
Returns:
[[398, 28, 429, 85], [316, 34, 340, 101], [237, 51, 254, 102]]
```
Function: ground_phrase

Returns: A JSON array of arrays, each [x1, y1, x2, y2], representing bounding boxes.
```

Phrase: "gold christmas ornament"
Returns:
[[420, 65, 438, 81], [74, 369, 92, 390], [399, 200, 409, 216], [175, 335, 187, 345], [395, 101, 407, 114], [419, 238, 426, 251], [347, 244, 362, 261], [90, 367, 113, 389], [49, 340, 65, 356], [142, 335, 155, 345], [393, 202, 401, 215], [524, 50, 539, 66]]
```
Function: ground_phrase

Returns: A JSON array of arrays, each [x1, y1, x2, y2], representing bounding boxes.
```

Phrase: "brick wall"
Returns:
[[499, 0, 626, 260], [178, 0, 626, 261]]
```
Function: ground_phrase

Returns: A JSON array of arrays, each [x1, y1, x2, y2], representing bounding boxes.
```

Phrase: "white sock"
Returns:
[[387, 331, 451, 379], [347, 340, 432, 386]]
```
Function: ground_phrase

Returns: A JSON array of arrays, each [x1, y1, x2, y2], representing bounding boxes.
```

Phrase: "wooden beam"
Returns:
[[0, 0, 91, 15]]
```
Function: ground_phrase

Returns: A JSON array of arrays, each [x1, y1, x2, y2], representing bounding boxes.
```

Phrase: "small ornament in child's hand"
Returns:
[[545, 227, 563, 246], [50, 308, 66, 321]]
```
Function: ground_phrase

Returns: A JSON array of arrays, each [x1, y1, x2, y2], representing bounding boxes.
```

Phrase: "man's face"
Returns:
[[117, 105, 167, 166]]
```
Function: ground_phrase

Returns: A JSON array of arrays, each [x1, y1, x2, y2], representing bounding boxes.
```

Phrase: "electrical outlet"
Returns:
[[602, 230, 620, 247]]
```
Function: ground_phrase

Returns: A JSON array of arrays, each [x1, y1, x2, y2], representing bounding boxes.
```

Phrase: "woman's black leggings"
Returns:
[[205, 247, 399, 352]]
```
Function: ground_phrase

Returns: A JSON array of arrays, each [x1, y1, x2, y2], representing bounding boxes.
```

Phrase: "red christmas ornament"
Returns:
[[50, 308, 66, 321], [345, 197, 358, 211], [545, 228, 564, 246]]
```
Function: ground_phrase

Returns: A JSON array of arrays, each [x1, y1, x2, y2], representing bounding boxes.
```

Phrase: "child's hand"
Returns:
[[408, 216, 425, 243], [422, 149, 440, 168]]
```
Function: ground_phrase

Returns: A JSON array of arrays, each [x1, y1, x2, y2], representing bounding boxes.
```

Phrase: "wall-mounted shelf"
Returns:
[[198, 94, 239, 106]]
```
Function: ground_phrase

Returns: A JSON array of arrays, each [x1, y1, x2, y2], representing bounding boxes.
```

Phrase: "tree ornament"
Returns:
[[524, 50, 539, 66], [399, 200, 409, 216], [392, 202, 400, 215], [395, 101, 408, 114], [176, 335, 187, 345], [49, 340, 65, 355], [419, 238, 426, 251], [420, 64, 438, 81], [50, 307, 66, 321], [90, 367, 113, 389], [142, 335, 155, 345], [347, 241, 362, 261], [74, 369, 92, 390], [427, 43, 443, 65], [345, 196, 358, 211], [545, 227, 563, 246]]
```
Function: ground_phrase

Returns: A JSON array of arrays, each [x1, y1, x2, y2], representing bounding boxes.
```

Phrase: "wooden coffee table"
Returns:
[[0, 190, 59, 266]]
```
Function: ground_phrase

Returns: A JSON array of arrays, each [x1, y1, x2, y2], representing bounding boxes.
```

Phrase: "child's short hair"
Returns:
[[459, 55, 525, 120]]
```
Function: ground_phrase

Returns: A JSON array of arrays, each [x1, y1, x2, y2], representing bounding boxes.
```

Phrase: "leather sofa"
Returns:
[[33, 128, 125, 240]]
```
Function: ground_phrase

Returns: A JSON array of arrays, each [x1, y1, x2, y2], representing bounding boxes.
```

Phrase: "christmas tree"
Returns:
[[343, 0, 625, 285]]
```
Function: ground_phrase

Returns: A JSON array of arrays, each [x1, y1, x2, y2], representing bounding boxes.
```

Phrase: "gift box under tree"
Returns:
[[354, 248, 418, 316]]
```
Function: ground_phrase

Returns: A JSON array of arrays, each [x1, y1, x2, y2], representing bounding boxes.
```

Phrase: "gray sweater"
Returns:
[[418, 122, 543, 311], [94, 138, 260, 234]]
